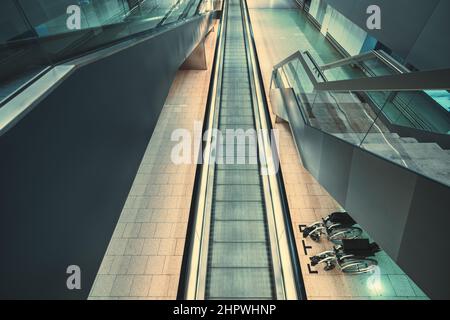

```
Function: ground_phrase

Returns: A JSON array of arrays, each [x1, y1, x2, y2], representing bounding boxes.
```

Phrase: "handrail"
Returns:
[[0, 65, 75, 136], [273, 50, 303, 70], [315, 49, 409, 75], [393, 94, 435, 131], [363, 91, 432, 132], [374, 50, 410, 74], [315, 68, 450, 91], [274, 51, 450, 92], [303, 50, 328, 81], [320, 50, 376, 71]]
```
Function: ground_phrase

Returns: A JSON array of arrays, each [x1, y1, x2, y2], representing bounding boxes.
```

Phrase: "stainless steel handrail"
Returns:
[[274, 50, 450, 92], [0, 65, 75, 136], [320, 50, 376, 71], [315, 68, 450, 91], [374, 50, 410, 74], [303, 51, 328, 81]]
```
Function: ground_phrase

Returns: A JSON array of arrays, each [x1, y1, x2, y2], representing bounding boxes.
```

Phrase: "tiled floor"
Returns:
[[88, 21, 218, 300], [248, 8, 428, 300]]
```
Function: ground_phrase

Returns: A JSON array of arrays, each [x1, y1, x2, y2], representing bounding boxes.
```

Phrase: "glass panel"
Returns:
[[281, 58, 318, 127], [364, 90, 450, 135], [322, 56, 396, 81], [361, 113, 450, 187], [309, 90, 388, 146], [390, 91, 450, 134], [0, 0, 207, 105], [187, 0, 203, 18], [360, 89, 450, 186], [322, 64, 365, 81], [0, 0, 51, 102], [18, 0, 131, 36], [283, 59, 315, 94], [163, 0, 193, 25], [359, 57, 395, 77]]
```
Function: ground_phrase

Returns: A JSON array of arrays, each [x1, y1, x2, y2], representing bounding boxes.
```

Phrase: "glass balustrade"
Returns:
[[0, 0, 211, 106], [273, 52, 450, 186]]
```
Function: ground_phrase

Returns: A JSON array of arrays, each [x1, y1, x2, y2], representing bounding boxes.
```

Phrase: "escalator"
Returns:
[[180, 0, 303, 300]]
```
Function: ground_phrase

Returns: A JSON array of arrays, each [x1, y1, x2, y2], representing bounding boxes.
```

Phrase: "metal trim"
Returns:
[[320, 51, 376, 71], [315, 68, 450, 91], [274, 50, 450, 92], [0, 65, 75, 136]]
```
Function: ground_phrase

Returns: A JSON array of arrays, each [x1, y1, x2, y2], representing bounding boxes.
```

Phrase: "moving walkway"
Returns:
[[205, 0, 275, 299], [180, 0, 303, 300]]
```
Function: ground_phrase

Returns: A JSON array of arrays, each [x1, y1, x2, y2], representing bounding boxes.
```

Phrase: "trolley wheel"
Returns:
[[310, 233, 321, 242], [340, 258, 378, 274], [329, 227, 363, 243], [324, 263, 336, 271]]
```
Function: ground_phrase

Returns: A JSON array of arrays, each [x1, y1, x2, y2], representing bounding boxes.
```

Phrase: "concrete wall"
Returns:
[[323, 0, 449, 70]]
